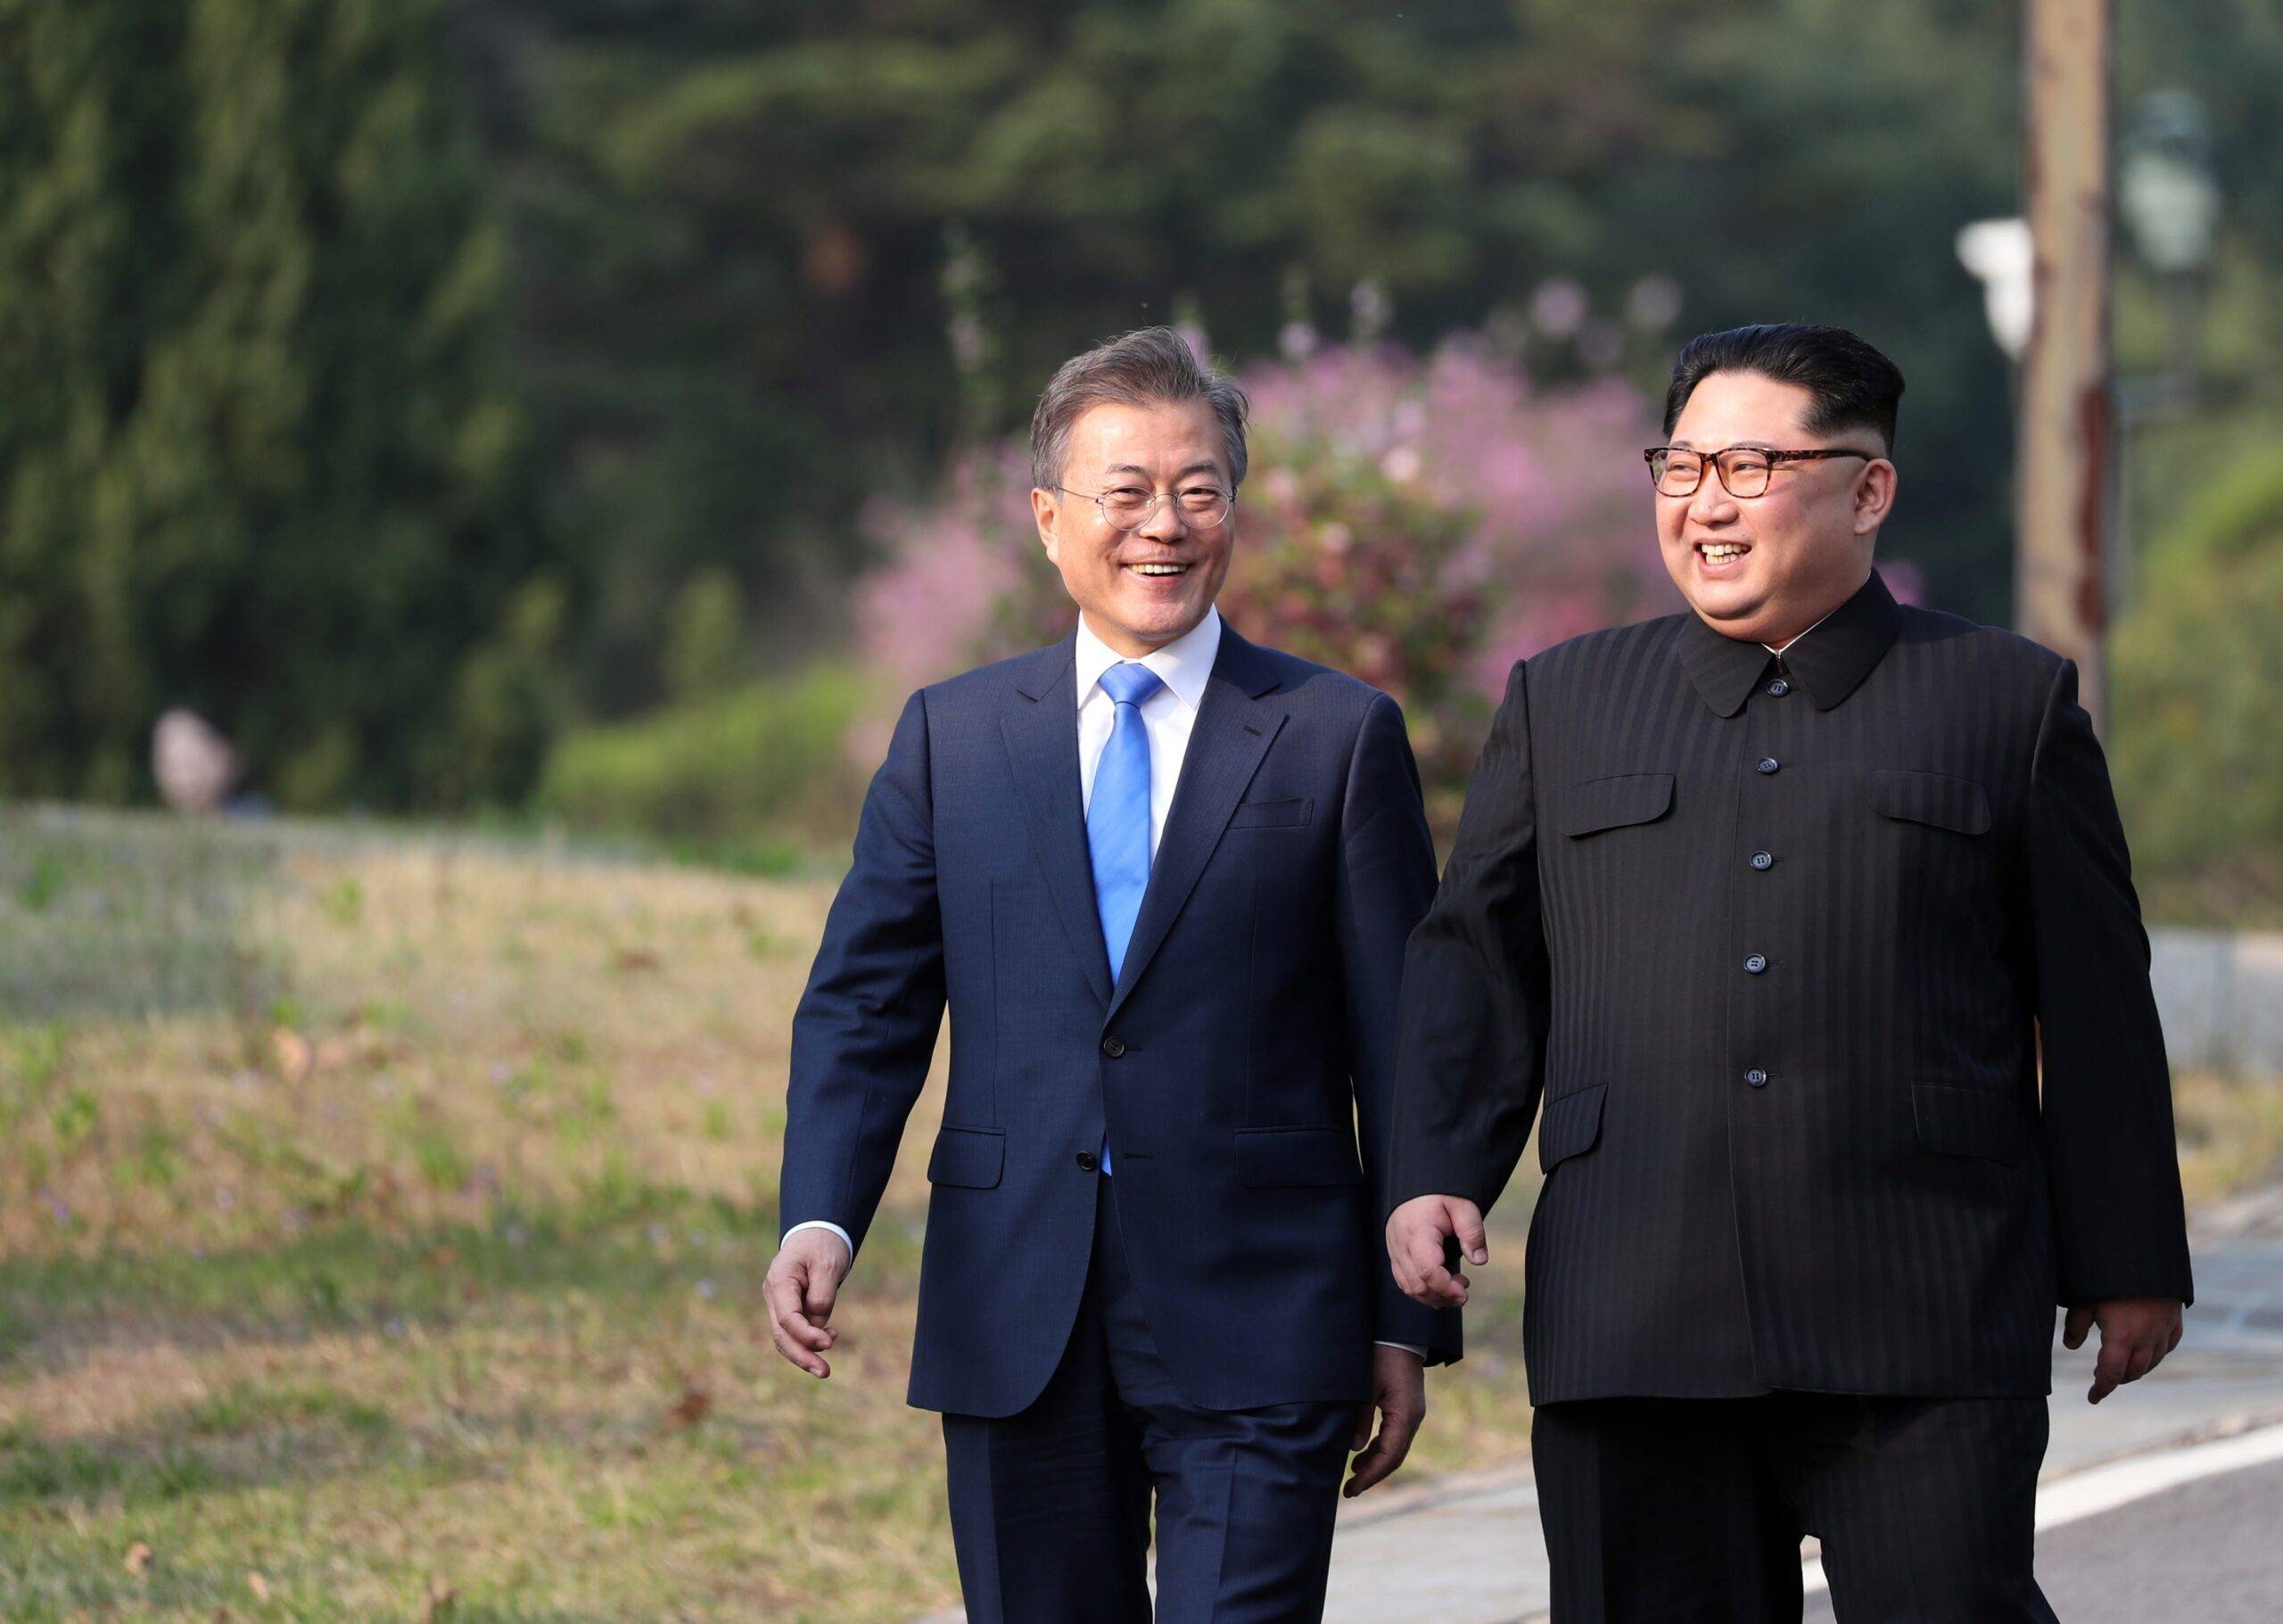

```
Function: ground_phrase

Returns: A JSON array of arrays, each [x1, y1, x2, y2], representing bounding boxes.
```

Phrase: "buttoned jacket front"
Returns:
[[783, 622, 1459, 1418]]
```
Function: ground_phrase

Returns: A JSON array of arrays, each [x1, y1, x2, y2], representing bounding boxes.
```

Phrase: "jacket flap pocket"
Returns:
[[927, 1125, 1006, 1188], [1537, 1084, 1607, 1173], [1228, 796, 1312, 829], [1234, 1125, 1364, 1187], [1911, 1084, 2022, 1166], [1871, 770, 1990, 836], [1562, 774, 1675, 837]]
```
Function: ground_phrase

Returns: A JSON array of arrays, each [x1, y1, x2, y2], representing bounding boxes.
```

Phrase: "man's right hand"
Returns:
[[765, 1229, 853, 1378], [1387, 1194, 1488, 1308]]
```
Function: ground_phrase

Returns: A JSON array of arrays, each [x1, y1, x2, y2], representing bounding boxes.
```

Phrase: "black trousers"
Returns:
[[941, 1176, 1356, 1624], [1533, 1393, 2059, 1624]]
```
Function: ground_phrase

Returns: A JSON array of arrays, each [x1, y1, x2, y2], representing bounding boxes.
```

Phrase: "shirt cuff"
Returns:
[[1374, 1341, 1429, 1358], [783, 1219, 854, 1258]]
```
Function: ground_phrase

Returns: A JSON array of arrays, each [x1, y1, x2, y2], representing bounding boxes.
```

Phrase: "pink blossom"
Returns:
[[847, 330, 1927, 821]]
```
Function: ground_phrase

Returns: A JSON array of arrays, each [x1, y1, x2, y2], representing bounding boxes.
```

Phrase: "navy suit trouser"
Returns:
[[942, 1175, 1356, 1624]]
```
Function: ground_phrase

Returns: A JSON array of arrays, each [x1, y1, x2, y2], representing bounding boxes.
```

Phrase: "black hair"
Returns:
[[1662, 323, 1905, 454]]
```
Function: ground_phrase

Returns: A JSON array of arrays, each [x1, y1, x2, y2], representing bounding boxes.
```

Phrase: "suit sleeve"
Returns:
[[1387, 659, 1552, 1217], [778, 688, 948, 1259], [1335, 692, 1463, 1364], [2025, 659, 2193, 1306]]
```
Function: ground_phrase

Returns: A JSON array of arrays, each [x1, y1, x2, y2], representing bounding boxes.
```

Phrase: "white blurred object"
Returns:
[[2120, 89, 2220, 276], [152, 708, 239, 814], [1956, 217, 2035, 362]]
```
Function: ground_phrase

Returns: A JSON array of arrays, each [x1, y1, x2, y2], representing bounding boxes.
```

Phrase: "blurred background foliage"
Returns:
[[1, 0, 553, 810], [2, 0, 2278, 913]]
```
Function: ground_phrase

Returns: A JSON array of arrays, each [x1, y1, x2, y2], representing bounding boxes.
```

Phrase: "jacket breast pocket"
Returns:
[[927, 1125, 1006, 1188], [1562, 773, 1675, 838], [1228, 796, 1312, 829], [1870, 770, 1990, 836], [1537, 1084, 1607, 1173], [1234, 1125, 1363, 1187]]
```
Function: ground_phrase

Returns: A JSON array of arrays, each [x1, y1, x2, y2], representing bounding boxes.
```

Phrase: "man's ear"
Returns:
[[1853, 458, 1899, 535], [1031, 485, 1060, 564]]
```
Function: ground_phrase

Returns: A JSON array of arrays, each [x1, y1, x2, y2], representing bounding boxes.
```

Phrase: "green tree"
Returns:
[[2110, 451, 2283, 925], [481, 0, 2041, 667], [0, 0, 554, 808]]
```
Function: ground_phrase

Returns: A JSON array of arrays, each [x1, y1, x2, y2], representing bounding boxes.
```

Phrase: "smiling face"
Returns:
[[1031, 398, 1235, 656], [1656, 370, 1897, 645]]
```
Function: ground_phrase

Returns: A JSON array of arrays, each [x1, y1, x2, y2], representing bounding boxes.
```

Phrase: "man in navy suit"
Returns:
[[767, 326, 1460, 1622]]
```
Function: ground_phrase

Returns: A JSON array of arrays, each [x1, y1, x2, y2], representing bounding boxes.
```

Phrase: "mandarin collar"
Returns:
[[1677, 570, 1902, 717]]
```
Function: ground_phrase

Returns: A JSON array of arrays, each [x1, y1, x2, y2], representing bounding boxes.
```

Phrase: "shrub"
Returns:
[[534, 665, 864, 845]]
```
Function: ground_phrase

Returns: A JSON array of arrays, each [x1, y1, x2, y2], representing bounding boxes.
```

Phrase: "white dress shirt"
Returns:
[[1075, 604, 1222, 848]]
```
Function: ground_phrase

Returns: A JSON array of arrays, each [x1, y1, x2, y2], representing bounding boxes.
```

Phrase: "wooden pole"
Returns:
[[2018, 0, 2114, 728]]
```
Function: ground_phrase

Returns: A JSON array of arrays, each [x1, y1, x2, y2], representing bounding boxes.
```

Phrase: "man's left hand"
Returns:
[[2063, 1296, 2184, 1404], [1345, 1345, 1426, 1497]]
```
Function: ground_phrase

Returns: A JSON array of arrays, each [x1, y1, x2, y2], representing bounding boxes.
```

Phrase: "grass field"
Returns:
[[0, 805, 2272, 1623]]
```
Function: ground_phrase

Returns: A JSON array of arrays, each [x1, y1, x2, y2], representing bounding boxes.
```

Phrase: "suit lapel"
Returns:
[[1001, 638, 1115, 1009], [1107, 628, 1287, 1020]]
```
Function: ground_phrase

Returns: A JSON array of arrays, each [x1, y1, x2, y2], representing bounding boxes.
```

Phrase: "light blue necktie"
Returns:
[[1088, 661, 1164, 1175]]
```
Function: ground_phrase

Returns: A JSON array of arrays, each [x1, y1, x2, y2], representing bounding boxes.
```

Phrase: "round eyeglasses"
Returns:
[[1054, 483, 1234, 531], [1644, 445, 1875, 499]]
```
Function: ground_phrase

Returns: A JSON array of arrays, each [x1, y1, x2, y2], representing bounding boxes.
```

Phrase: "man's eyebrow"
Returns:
[[1668, 440, 1780, 452], [1099, 460, 1227, 482]]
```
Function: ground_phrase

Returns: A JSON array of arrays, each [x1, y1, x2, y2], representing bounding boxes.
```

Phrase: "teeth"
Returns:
[[1129, 564, 1185, 575], [1700, 544, 1748, 560]]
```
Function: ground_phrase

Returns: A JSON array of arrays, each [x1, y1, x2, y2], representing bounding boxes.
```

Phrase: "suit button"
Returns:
[[1744, 954, 1768, 974], [1075, 1150, 1099, 1172], [1101, 1036, 1125, 1058], [1756, 757, 1781, 775], [1745, 1068, 1768, 1087], [1768, 679, 1791, 697], [1750, 850, 1774, 870]]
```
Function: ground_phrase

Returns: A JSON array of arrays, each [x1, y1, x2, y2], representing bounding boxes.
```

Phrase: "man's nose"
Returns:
[[1687, 479, 1737, 525], [1134, 498, 1190, 544]]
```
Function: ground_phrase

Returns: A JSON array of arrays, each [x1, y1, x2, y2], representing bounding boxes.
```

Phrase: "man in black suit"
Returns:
[[1385, 323, 2192, 1620], [768, 327, 1459, 1622]]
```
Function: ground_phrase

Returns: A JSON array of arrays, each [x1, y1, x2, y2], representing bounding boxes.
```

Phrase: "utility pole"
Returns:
[[2017, 0, 2114, 729]]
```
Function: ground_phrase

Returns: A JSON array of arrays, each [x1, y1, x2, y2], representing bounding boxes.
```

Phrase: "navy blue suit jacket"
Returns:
[[781, 622, 1461, 1417]]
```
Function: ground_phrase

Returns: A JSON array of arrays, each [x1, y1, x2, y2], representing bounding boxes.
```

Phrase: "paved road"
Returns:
[[1804, 1455, 2283, 1621], [1317, 1227, 2283, 1624], [919, 1213, 2283, 1624]]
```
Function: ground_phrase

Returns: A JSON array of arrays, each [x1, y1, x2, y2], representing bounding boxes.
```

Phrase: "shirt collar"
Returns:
[[1075, 605, 1222, 713], [1677, 570, 1902, 717], [1762, 607, 1836, 658]]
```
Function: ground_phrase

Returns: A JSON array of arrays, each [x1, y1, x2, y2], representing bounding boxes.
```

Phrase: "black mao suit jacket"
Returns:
[[1388, 570, 2193, 1403]]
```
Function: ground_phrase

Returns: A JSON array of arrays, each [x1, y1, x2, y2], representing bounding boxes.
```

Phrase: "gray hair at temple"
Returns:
[[1029, 326, 1251, 495]]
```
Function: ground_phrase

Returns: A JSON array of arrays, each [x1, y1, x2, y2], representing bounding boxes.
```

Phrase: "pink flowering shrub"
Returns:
[[853, 332, 1680, 821]]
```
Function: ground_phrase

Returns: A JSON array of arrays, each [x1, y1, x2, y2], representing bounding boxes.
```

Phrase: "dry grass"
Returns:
[[0, 805, 2266, 1622], [0, 808, 957, 1622]]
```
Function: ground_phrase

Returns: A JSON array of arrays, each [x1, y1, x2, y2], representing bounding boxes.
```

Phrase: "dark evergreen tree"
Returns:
[[0, 0, 554, 807]]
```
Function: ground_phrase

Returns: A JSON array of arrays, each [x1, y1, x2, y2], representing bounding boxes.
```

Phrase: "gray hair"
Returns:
[[1029, 326, 1250, 494]]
